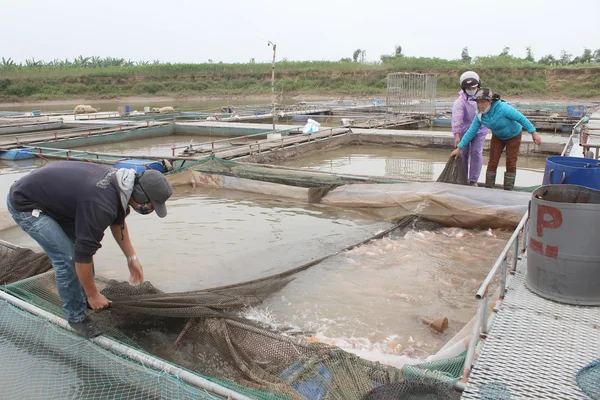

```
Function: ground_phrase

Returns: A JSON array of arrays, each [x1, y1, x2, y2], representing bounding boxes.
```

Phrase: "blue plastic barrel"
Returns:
[[543, 156, 600, 190], [113, 159, 166, 174], [125, 105, 131, 114]]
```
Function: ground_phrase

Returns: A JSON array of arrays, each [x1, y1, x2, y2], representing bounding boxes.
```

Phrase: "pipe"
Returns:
[[476, 212, 528, 299], [0, 289, 252, 400]]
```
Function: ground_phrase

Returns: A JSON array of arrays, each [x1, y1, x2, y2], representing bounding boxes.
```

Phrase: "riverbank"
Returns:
[[1, 64, 599, 103]]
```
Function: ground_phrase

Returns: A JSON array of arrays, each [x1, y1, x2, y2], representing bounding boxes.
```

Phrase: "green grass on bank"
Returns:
[[1, 58, 599, 101]]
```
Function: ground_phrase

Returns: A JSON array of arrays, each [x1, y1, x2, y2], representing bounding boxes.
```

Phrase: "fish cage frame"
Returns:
[[386, 73, 437, 117]]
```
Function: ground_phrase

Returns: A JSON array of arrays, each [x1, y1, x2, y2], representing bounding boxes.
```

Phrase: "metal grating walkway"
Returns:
[[462, 253, 600, 399]]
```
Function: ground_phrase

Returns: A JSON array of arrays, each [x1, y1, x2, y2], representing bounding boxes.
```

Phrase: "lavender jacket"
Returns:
[[451, 91, 489, 138]]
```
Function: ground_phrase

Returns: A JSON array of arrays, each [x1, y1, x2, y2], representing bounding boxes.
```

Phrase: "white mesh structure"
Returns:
[[386, 73, 437, 116]]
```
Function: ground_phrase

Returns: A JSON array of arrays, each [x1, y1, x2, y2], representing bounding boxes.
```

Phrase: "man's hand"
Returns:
[[451, 148, 461, 158], [532, 132, 542, 146], [128, 258, 144, 285], [87, 292, 110, 310]]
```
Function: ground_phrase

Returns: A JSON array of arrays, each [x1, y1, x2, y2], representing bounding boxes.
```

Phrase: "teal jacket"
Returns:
[[458, 101, 536, 149]]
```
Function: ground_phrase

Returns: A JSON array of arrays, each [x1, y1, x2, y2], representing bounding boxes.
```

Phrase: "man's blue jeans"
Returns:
[[7, 196, 88, 323]]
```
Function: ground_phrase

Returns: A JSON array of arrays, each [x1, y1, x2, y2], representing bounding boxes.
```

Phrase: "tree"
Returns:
[[500, 46, 510, 56], [25, 58, 42, 67], [461, 47, 471, 63], [572, 48, 593, 64], [593, 49, 600, 64], [538, 54, 557, 65], [525, 46, 534, 62], [359, 50, 367, 63], [352, 49, 362, 62], [1, 57, 16, 67], [394, 45, 403, 57], [582, 48, 593, 63], [249, 58, 255, 64], [559, 50, 572, 65]]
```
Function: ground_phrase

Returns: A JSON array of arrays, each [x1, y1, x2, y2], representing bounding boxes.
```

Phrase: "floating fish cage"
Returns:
[[386, 73, 437, 117]]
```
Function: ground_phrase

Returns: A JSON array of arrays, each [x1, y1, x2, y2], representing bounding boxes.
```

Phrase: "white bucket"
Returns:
[[144, 106, 151, 113]]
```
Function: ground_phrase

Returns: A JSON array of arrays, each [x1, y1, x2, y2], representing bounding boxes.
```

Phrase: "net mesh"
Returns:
[[576, 359, 600, 400], [170, 154, 349, 188], [0, 299, 223, 400], [1, 231, 466, 399], [0, 241, 52, 285], [436, 157, 468, 186], [165, 155, 530, 230]]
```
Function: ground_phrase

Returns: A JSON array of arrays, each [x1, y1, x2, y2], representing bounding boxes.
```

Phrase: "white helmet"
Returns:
[[459, 71, 480, 89]]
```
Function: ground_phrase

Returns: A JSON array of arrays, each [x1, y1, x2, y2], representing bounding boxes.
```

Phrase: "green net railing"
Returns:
[[0, 299, 223, 400], [577, 359, 600, 400]]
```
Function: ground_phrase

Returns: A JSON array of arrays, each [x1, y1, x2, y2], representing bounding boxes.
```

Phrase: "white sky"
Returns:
[[2, 0, 599, 64]]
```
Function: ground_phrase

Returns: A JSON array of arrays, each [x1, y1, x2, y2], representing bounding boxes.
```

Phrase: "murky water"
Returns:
[[81, 135, 230, 157], [0, 159, 45, 203], [0, 137, 517, 360], [246, 225, 509, 358], [278, 145, 547, 187], [0, 187, 390, 293], [0, 184, 507, 358]]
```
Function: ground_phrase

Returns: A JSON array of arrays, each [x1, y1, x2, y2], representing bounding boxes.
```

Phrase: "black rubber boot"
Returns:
[[69, 317, 103, 338], [504, 172, 516, 191], [485, 171, 496, 188]]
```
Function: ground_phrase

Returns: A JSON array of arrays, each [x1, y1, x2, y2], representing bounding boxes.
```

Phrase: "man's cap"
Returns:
[[133, 169, 173, 218]]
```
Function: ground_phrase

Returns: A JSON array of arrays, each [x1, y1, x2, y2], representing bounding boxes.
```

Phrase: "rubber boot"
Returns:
[[504, 172, 516, 191], [485, 171, 496, 188]]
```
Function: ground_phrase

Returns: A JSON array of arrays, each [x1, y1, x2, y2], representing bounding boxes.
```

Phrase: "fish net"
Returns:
[[169, 154, 350, 188], [576, 359, 600, 400], [166, 155, 530, 230], [0, 222, 466, 400], [0, 299, 223, 400], [436, 157, 468, 186], [0, 240, 52, 284]]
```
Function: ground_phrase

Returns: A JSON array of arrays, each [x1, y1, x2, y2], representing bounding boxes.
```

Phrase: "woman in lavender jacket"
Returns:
[[452, 71, 489, 186]]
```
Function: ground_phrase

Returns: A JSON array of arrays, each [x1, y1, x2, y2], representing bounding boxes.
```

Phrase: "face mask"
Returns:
[[466, 89, 477, 96], [132, 204, 154, 215]]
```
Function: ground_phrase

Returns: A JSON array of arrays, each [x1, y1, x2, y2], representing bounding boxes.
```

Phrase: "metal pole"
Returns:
[[462, 300, 484, 379], [269, 41, 277, 134]]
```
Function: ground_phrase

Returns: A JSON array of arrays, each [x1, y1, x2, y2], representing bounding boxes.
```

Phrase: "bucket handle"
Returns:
[[547, 169, 567, 184]]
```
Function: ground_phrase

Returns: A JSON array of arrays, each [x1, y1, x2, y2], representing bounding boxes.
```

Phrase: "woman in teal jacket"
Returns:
[[450, 88, 542, 190]]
